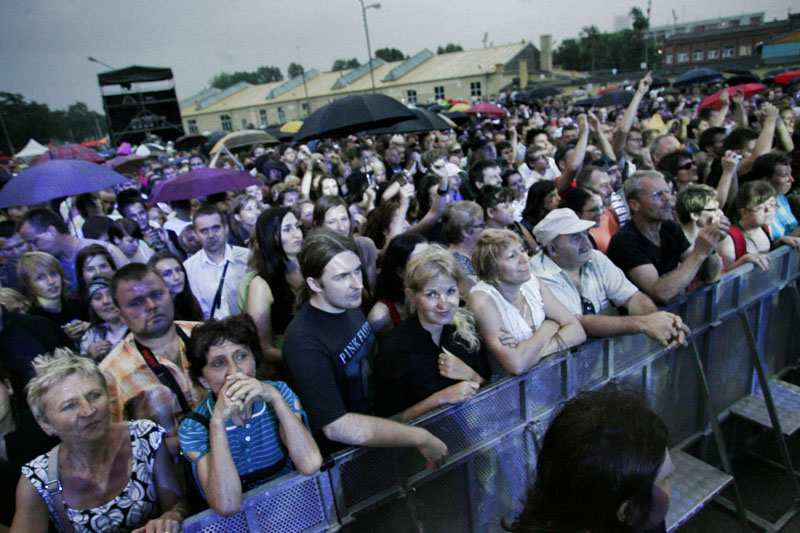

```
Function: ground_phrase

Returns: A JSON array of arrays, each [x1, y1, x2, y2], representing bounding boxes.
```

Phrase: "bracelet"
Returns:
[[436, 188, 448, 196]]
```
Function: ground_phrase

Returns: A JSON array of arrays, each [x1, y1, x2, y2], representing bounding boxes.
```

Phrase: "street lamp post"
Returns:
[[358, 0, 381, 93], [87, 56, 115, 71]]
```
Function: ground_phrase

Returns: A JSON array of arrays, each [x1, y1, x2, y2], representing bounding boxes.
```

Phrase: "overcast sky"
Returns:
[[1, 0, 795, 112]]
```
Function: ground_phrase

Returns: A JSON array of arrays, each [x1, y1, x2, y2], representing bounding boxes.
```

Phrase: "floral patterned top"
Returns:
[[21, 419, 164, 533]]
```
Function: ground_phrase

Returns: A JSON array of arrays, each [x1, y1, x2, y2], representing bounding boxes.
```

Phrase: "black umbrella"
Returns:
[[264, 125, 295, 142], [201, 132, 227, 159], [573, 96, 598, 107], [174, 134, 208, 152], [726, 69, 760, 85], [594, 90, 634, 107], [763, 67, 788, 84], [672, 67, 724, 88], [292, 94, 416, 142], [649, 75, 671, 88], [364, 108, 453, 135], [442, 111, 470, 125], [517, 86, 562, 104]]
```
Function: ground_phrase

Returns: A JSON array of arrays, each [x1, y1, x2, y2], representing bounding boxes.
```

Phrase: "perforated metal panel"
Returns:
[[252, 478, 328, 532]]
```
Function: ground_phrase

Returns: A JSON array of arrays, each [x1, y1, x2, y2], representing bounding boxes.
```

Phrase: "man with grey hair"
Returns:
[[607, 171, 727, 305], [649, 134, 681, 168], [531, 208, 689, 347]]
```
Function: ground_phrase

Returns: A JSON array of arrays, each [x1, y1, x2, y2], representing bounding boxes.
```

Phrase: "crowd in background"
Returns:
[[0, 71, 798, 532]]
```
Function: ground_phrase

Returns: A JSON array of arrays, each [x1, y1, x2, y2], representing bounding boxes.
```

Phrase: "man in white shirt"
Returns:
[[530, 208, 689, 348], [183, 206, 249, 319]]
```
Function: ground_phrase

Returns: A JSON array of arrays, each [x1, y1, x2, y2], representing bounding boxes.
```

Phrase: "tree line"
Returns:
[[553, 7, 657, 72], [0, 93, 106, 157]]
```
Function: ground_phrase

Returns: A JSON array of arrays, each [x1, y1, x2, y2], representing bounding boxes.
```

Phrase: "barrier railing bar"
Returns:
[[739, 309, 800, 499], [688, 338, 750, 531]]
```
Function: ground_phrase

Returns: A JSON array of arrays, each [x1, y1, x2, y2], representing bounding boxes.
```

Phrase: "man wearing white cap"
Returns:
[[531, 209, 689, 348]]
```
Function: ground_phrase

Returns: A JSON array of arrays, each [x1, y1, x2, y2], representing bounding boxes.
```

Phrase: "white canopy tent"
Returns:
[[14, 139, 48, 161]]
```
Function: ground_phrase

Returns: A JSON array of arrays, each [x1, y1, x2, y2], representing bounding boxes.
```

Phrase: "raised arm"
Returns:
[[555, 114, 589, 195], [709, 90, 730, 128], [612, 71, 651, 158], [740, 103, 778, 175], [589, 111, 616, 160]]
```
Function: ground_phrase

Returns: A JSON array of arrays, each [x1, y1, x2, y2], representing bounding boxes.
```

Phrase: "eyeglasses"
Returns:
[[678, 161, 696, 171], [649, 189, 672, 200], [581, 297, 596, 315], [749, 200, 778, 213]]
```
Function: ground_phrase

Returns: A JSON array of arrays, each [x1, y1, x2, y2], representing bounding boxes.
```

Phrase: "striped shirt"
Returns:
[[178, 380, 306, 498]]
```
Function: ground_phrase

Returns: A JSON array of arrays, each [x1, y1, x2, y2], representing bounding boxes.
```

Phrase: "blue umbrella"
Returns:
[[0, 159, 132, 209], [672, 68, 724, 88]]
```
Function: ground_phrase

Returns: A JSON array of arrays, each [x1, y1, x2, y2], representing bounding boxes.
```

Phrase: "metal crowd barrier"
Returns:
[[182, 246, 800, 533]]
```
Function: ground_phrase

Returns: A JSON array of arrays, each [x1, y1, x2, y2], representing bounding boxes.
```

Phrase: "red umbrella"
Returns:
[[448, 99, 469, 106], [774, 70, 800, 84], [697, 83, 767, 111], [598, 86, 620, 95], [32, 144, 105, 166], [466, 102, 507, 118], [149, 168, 261, 203]]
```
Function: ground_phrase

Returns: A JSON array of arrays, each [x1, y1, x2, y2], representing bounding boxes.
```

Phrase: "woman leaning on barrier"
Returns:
[[505, 384, 674, 533], [11, 349, 187, 533], [468, 229, 585, 376], [372, 245, 489, 421], [178, 315, 321, 517]]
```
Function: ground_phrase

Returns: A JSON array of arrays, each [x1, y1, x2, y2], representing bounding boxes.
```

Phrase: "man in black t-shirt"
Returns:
[[283, 230, 448, 468], [607, 171, 726, 305]]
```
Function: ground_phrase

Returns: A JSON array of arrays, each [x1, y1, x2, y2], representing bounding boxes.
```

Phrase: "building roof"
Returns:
[[181, 41, 533, 117], [649, 12, 763, 33], [768, 30, 800, 44], [665, 18, 790, 43]]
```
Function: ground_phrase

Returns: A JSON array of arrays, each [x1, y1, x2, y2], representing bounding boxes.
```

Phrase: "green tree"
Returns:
[[0, 93, 109, 156], [437, 43, 463, 54], [209, 65, 283, 90], [331, 58, 360, 71], [375, 47, 405, 62], [288, 62, 304, 78], [629, 7, 649, 31]]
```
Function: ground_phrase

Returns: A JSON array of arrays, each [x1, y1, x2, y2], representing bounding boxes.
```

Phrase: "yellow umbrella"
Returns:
[[280, 120, 304, 134], [449, 103, 470, 112]]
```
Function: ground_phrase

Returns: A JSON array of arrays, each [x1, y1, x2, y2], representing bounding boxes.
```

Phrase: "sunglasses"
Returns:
[[581, 297, 596, 315], [678, 161, 696, 171]]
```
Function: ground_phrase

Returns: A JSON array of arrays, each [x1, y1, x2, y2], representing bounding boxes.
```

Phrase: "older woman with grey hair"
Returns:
[[11, 349, 187, 533]]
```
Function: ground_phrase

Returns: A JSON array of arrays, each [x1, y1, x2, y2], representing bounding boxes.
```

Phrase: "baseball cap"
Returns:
[[532, 208, 595, 247]]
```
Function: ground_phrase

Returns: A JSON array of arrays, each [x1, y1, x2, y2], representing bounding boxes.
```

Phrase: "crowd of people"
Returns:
[[0, 69, 798, 531]]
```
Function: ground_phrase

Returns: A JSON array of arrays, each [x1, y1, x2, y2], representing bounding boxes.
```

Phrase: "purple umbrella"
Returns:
[[0, 159, 132, 209], [149, 168, 260, 203]]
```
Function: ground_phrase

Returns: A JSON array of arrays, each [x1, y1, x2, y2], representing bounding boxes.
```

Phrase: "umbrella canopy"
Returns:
[[210, 129, 279, 155], [672, 67, 724, 88], [449, 103, 470, 112], [364, 108, 453, 135], [573, 96, 598, 107], [105, 155, 148, 174], [726, 74, 760, 85], [14, 139, 49, 161], [135, 143, 165, 157], [149, 168, 261, 203], [280, 121, 304, 134], [264, 125, 295, 142], [292, 94, 416, 143], [697, 83, 767, 111], [174, 134, 208, 152], [448, 99, 469, 106], [442, 110, 470, 125], [598, 86, 620, 95], [201, 132, 228, 158], [0, 160, 132, 209], [595, 90, 634, 107], [466, 103, 507, 117], [31, 144, 105, 166], [650, 75, 671, 88], [774, 71, 800, 85], [517, 86, 562, 103]]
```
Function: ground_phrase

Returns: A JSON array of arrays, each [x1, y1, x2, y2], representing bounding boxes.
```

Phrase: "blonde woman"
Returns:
[[373, 245, 489, 421], [469, 229, 585, 376], [11, 349, 186, 533]]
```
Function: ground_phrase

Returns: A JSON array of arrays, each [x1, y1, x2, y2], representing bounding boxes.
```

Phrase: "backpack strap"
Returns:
[[46, 445, 75, 533]]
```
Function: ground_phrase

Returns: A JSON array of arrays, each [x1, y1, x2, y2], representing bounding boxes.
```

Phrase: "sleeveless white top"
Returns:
[[471, 278, 545, 342]]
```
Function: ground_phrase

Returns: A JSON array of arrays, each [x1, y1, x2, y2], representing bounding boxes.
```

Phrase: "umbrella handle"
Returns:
[[221, 145, 245, 171]]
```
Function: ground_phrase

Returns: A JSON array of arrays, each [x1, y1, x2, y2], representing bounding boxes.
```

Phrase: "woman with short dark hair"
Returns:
[[178, 315, 320, 517]]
